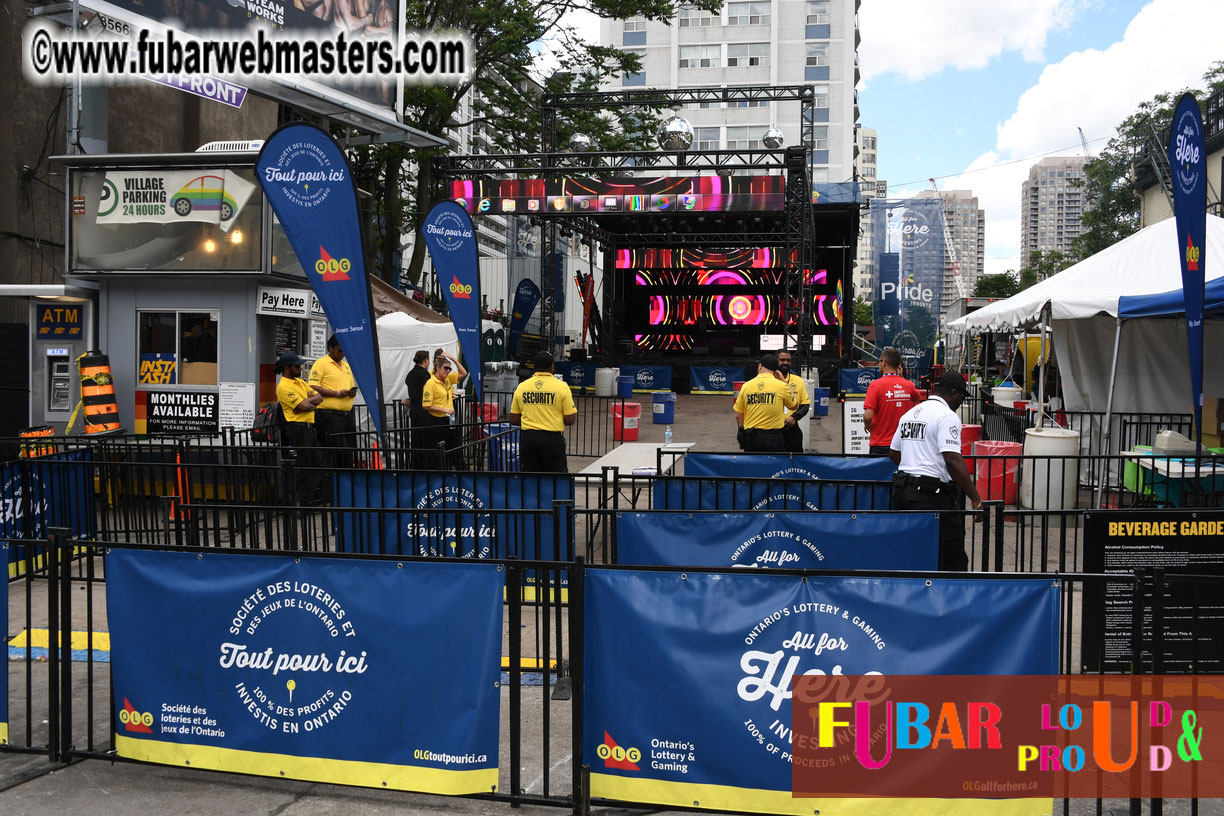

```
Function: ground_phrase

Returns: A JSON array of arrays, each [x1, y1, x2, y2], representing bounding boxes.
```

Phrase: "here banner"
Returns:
[[106, 549, 502, 794], [652, 477, 892, 512], [683, 453, 896, 482], [690, 365, 749, 395], [555, 362, 596, 393], [616, 511, 937, 570], [619, 365, 672, 393], [584, 569, 1059, 815]]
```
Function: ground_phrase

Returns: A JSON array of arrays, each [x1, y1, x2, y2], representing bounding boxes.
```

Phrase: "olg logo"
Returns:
[[449, 276, 473, 299], [597, 731, 642, 770], [120, 698, 155, 733], [315, 246, 352, 281]]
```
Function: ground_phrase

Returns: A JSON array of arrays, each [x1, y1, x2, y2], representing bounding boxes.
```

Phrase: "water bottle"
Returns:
[[664, 425, 672, 446]]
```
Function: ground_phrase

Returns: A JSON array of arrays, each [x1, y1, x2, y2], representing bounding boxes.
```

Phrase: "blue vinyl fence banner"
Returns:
[[868, 198, 946, 369], [1168, 93, 1208, 448], [424, 201, 484, 402], [506, 279, 540, 359], [691, 365, 749, 395], [620, 365, 672, 393], [584, 569, 1059, 814], [555, 362, 596, 393], [616, 511, 937, 570], [333, 471, 573, 591], [653, 477, 892, 512], [106, 549, 502, 793], [684, 452, 896, 482], [4, 451, 96, 579], [256, 123, 387, 441], [1, 545, 6, 744], [837, 368, 878, 396]]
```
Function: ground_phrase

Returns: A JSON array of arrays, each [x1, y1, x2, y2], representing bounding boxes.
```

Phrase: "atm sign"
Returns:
[[35, 305, 83, 339]]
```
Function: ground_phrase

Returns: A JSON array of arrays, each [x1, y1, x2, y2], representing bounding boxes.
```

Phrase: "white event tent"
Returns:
[[948, 214, 1224, 417]]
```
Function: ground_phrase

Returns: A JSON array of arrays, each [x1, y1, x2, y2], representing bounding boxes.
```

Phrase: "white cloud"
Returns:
[[530, 8, 601, 82], [945, 0, 1224, 272], [859, 0, 1085, 84]]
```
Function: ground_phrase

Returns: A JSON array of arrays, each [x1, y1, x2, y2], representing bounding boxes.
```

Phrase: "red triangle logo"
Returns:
[[317, 245, 352, 281], [1187, 234, 1200, 272], [122, 698, 154, 733], [601, 731, 641, 770]]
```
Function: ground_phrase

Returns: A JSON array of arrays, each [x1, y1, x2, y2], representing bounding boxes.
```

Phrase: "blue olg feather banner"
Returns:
[[256, 123, 387, 441], [424, 201, 484, 401]]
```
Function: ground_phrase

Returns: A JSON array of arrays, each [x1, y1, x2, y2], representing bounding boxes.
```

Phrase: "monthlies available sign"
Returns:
[[584, 569, 1059, 815], [615, 511, 937, 570], [96, 169, 256, 233], [106, 549, 503, 794], [135, 390, 219, 435]]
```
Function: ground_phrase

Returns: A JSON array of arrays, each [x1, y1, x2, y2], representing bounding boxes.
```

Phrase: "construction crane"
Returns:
[[929, 177, 968, 300], [1078, 127, 1094, 159]]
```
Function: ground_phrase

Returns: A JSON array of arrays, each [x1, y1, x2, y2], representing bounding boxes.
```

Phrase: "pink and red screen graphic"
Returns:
[[449, 176, 785, 215]]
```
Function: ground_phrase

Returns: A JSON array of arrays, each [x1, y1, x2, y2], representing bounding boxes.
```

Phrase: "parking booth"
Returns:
[[60, 147, 328, 436]]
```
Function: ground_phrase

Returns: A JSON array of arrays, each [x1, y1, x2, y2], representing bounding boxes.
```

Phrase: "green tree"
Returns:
[[1020, 250, 1070, 288], [1072, 60, 1224, 259], [972, 270, 1022, 299], [853, 296, 874, 328], [353, 0, 724, 287]]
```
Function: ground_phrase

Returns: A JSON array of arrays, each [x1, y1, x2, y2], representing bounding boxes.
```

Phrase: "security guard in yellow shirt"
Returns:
[[733, 353, 797, 452], [777, 350, 811, 452], [418, 356, 457, 468], [308, 335, 358, 469], [275, 351, 322, 502], [510, 351, 577, 473]]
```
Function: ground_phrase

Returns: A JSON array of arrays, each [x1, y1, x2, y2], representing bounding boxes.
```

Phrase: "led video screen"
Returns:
[[449, 175, 785, 215]]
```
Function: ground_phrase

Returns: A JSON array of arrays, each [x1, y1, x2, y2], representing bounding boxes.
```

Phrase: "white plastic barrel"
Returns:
[[1020, 427, 1081, 510], [595, 367, 618, 397], [993, 385, 1023, 408], [791, 378, 814, 450]]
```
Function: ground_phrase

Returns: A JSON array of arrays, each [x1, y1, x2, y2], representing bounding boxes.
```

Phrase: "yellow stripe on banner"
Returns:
[[7, 546, 88, 579], [590, 773, 1053, 816], [9, 628, 111, 652], [500, 657, 558, 670], [509, 587, 569, 603], [114, 735, 498, 795], [0, 722, 8, 746]]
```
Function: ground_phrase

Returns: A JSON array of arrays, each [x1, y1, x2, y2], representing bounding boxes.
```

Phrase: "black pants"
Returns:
[[744, 428, 786, 452], [869, 445, 893, 456], [891, 475, 968, 571], [520, 430, 568, 474], [414, 416, 450, 470], [314, 409, 356, 470], [782, 422, 804, 453], [283, 422, 321, 504]]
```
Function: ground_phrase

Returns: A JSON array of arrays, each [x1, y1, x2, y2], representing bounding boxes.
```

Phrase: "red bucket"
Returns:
[[481, 401, 499, 422], [972, 440, 1022, 504], [960, 424, 983, 456], [610, 402, 642, 441], [731, 380, 746, 408]]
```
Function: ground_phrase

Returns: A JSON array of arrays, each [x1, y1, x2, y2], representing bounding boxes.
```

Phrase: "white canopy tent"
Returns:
[[948, 215, 1224, 416]]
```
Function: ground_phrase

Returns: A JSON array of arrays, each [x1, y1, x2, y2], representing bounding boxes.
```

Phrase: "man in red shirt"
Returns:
[[863, 347, 920, 455]]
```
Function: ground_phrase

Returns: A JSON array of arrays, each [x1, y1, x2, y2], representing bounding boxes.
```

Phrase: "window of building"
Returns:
[[811, 125, 828, 150], [622, 49, 647, 85], [732, 86, 769, 107], [727, 42, 769, 67], [862, 135, 875, 150], [678, 4, 718, 27], [138, 310, 219, 386], [695, 127, 720, 150], [811, 166, 830, 182], [812, 84, 829, 108], [727, 1, 770, 25], [806, 42, 829, 67], [862, 167, 876, 179], [679, 45, 721, 68], [725, 126, 762, 150], [862, 152, 875, 165], [624, 18, 646, 31], [806, 0, 829, 24]]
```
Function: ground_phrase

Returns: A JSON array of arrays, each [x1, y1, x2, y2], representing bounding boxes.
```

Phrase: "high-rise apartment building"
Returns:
[[854, 126, 880, 298], [600, 0, 861, 184], [1020, 156, 1088, 264], [916, 188, 985, 322]]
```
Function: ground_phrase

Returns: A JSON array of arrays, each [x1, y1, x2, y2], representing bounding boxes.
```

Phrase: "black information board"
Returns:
[[143, 390, 220, 435], [1082, 510, 1224, 673]]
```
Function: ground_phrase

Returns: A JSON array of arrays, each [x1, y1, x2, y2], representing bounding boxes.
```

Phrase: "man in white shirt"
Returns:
[[889, 371, 984, 571]]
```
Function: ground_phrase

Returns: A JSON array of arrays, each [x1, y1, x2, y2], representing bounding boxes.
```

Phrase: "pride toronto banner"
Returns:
[[584, 569, 1058, 814], [256, 124, 387, 441], [616, 511, 937, 570], [106, 549, 502, 793], [424, 201, 484, 401]]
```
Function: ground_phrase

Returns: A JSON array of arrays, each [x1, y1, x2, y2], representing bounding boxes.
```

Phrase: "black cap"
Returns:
[[759, 353, 779, 372], [933, 370, 970, 395], [276, 351, 306, 368], [532, 351, 555, 371]]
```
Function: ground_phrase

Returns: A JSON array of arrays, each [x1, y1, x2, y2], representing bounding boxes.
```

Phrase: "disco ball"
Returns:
[[761, 127, 784, 149], [657, 115, 694, 151], [569, 132, 592, 152]]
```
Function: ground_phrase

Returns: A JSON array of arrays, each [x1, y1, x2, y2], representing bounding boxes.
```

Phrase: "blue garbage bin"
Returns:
[[652, 391, 675, 424], [811, 387, 830, 417], [486, 422, 520, 471], [616, 375, 635, 399]]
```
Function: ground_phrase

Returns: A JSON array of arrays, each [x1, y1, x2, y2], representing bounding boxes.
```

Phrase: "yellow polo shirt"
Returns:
[[308, 356, 356, 411], [733, 371, 797, 430], [421, 372, 454, 418], [783, 373, 810, 414], [277, 376, 314, 424], [511, 374, 577, 432]]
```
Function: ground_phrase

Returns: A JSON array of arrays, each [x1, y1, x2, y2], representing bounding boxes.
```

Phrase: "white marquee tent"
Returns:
[[948, 214, 1224, 416]]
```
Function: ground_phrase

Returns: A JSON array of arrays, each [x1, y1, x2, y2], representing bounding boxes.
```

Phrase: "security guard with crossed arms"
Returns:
[[733, 353, 797, 452]]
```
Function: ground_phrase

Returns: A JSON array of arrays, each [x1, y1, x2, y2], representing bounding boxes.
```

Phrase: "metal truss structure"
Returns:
[[435, 85, 857, 365]]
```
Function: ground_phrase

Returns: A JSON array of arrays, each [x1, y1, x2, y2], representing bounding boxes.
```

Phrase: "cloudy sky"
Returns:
[[858, 0, 1224, 274]]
